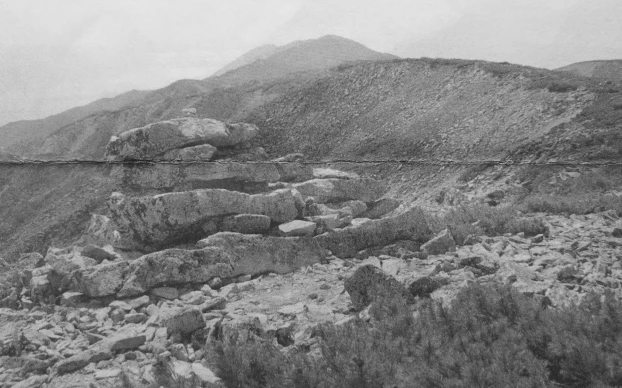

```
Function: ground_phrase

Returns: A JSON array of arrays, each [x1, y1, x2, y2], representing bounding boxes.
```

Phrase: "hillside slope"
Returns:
[[557, 59, 622, 81], [0, 90, 150, 150], [2, 57, 621, 261]]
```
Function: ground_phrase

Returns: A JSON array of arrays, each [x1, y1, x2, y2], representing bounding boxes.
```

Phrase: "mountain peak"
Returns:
[[210, 35, 397, 82]]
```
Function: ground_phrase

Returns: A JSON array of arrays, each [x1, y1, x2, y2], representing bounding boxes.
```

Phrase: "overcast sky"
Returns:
[[1, 0, 621, 126]]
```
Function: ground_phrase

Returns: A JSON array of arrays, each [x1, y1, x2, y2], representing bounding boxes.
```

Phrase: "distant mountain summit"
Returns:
[[556, 60, 622, 81], [0, 35, 396, 150], [210, 35, 398, 84]]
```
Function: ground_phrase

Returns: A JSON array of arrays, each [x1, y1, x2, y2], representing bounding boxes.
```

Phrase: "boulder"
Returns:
[[292, 178, 386, 203], [156, 306, 205, 335], [108, 188, 300, 250], [315, 207, 433, 258], [161, 143, 217, 161], [313, 168, 360, 180], [56, 348, 112, 374], [81, 244, 119, 262], [421, 229, 456, 255], [197, 233, 326, 279], [275, 163, 314, 182], [106, 118, 258, 160], [73, 261, 128, 297], [222, 214, 271, 234], [117, 234, 324, 297], [344, 265, 413, 311], [112, 162, 280, 192], [278, 220, 317, 237], [359, 198, 401, 219]]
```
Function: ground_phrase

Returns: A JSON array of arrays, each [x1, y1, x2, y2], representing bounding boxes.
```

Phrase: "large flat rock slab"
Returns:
[[108, 188, 301, 249], [111, 162, 281, 192], [117, 233, 325, 297], [105, 118, 258, 160], [314, 207, 433, 258]]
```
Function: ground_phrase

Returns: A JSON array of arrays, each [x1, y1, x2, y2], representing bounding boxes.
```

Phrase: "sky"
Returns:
[[1, 0, 621, 126]]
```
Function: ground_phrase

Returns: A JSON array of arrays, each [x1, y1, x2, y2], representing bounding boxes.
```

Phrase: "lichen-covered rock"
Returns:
[[73, 260, 129, 297], [315, 207, 432, 258], [222, 214, 272, 234], [421, 229, 456, 255], [111, 162, 280, 192], [344, 265, 413, 311], [117, 233, 325, 297], [105, 118, 258, 160], [108, 188, 300, 250], [161, 143, 217, 161], [156, 307, 205, 335], [278, 220, 317, 237], [197, 233, 326, 279], [292, 178, 386, 203]]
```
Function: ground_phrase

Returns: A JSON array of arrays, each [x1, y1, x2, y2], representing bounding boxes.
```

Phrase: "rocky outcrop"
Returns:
[[105, 118, 258, 160], [315, 207, 433, 258], [292, 178, 386, 203], [117, 233, 325, 297], [108, 188, 302, 249], [421, 229, 456, 255], [111, 162, 281, 192]]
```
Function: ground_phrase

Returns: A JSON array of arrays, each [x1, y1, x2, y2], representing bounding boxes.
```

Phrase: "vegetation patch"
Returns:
[[207, 283, 622, 388]]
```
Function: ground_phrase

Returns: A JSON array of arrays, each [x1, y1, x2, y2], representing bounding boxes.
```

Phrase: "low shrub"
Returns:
[[207, 284, 622, 388]]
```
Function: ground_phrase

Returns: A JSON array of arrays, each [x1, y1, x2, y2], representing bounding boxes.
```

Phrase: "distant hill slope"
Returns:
[[0, 35, 396, 152], [212, 44, 281, 76], [556, 60, 622, 81], [211, 35, 398, 86], [0, 89, 150, 151]]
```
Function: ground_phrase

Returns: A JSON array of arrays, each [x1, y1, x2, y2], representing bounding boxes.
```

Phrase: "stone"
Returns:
[[180, 291, 206, 305], [81, 244, 118, 262], [407, 276, 450, 298], [56, 348, 112, 374], [108, 188, 300, 249], [161, 143, 217, 161], [124, 313, 147, 324], [360, 198, 401, 219], [315, 207, 432, 258], [192, 362, 222, 385], [105, 117, 258, 160], [222, 214, 272, 234], [307, 214, 350, 231], [95, 369, 122, 380], [313, 168, 360, 180], [421, 229, 456, 255], [11, 375, 49, 388], [275, 162, 314, 182], [197, 232, 325, 279], [60, 292, 87, 307], [109, 300, 133, 311], [278, 220, 317, 237], [293, 178, 386, 203], [113, 161, 280, 192], [127, 295, 151, 309], [101, 332, 146, 352], [151, 287, 179, 300], [344, 265, 413, 311], [156, 307, 205, 335], [74, 260, 128, 297]]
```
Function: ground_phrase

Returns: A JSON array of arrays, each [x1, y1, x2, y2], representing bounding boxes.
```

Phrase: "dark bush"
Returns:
[[207, 284, 622, 388]]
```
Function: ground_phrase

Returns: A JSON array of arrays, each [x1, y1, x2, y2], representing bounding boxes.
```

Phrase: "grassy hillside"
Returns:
[[557, 59, 622, 82]]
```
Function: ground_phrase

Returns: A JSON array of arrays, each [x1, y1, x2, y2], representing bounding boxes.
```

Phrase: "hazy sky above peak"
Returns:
[[0, 0, 620, 126]]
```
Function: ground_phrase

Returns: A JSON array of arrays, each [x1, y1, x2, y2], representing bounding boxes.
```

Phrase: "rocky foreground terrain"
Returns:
[[0, 109, 621, 387]]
